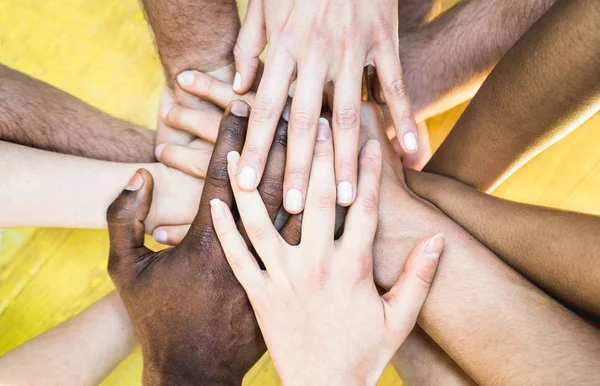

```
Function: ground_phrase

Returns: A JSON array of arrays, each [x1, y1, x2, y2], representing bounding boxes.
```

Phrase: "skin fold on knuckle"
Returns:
[[358, 192, 379, 216], [314, 192, 336, 210], [334, 106, 359, 132], [386, 78, 409, 102], [250, 97, 275, 124], [289, 111, 314, 136]]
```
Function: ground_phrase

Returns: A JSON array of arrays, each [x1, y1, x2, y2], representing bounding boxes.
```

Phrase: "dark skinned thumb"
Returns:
[[107, 169, 154, 282]]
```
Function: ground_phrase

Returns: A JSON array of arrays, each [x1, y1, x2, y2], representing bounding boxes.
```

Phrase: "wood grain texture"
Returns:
[[0, 0, 598, 384]]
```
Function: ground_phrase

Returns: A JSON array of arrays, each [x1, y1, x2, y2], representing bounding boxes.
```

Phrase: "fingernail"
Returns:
[[363, 139, 380, 158], [230, 101, 249, 117], [153, 229, 168, 244], [233, 72, 242, 91], [238, 167, 257, 190], [337, 181, 354, 205], [177, 70, 195, 87], [288, 80, 297, 98], [125, 172, 144, 191], [155, 144, 166, 159], [424, 233, 445, 260], [282, 104, 291, 122], [210, 198, 226, 219], [402, 132, 418, 152], [227, 151, 240, 174], [316, 118, 331, 140], [285, 189, 303, 213]]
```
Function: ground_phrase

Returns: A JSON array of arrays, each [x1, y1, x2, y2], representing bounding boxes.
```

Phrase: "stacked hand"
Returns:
[[107, 102, 302, 385], [211, 110, 442, 384], [232, 0, 419, 214]]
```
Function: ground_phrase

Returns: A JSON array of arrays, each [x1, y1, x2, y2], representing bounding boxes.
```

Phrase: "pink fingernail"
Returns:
[[125, 172, 144, 191]]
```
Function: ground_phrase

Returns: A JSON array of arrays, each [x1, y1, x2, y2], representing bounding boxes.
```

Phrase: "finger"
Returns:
[[258, 119, 289, 219], [155, 143, 212, 178], [340, 140, 382, 250], [234, 0, 267, 94], [211, 198, 264, 291], [280, 213, 303, 246], [176, 71, 246, 111], [164, 104, 221, 143], [156, 89, 195, 146], [152, 224, 190, 246], [375, 50, 419, 154], [399, 121, 432, 171], [106, 169, 154, 281], [183, 101, 250, 244], [283, 64, 327, 214], [239, 119, 288, 247], [301, 119, 336, 246], [382, 234, 444, 337], [228, 151, 285, 270], [238, 40, 295, 192], [332, 65, 363, 206]]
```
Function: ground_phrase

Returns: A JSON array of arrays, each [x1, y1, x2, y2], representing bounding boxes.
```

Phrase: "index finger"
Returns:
[[237, 40, 295, 191]]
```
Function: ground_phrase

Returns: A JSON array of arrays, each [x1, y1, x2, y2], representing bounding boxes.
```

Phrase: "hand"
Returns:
[[233, 0, 419, 214], [155, 66, 269, 178], [211, 119, 442, 384], [107, 102, 301, 385], [142, 162, 204, 245]]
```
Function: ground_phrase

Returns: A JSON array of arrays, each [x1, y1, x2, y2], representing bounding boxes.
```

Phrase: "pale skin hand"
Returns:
[[0, 292, 135, 386], [234, 0, 419, 214], [0, 141, 202, 246], [211, 121, 443, 384]]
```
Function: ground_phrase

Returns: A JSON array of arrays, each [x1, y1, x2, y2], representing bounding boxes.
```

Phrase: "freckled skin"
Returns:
[[107, 105, 301, 385]]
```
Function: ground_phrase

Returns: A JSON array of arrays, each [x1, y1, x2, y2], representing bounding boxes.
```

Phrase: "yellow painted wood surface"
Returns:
[[0, 0, 599, 385]]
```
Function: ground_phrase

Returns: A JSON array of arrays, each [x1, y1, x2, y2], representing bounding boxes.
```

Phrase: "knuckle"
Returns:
[[347, 255, 372, 282], [251, 98, 276, 123], [259, 179, 283, 210], [334, 106, 359, 132], [205, 160, 231, 189], [359, 192, 379, 215], [287, 165, 309, 181], [246, 224, 267, 242], [313, 144, 333, 159], [314, 192, 336, 210], [289, 111, 314, 136], [386, 79, 408, 100], [282, 214, 302, 245]]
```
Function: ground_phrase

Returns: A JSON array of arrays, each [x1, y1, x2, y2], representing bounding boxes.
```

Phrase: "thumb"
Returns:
[[382, 233, 444, 338], [233, 0, 266, 94], [107, 169, 154, 281]]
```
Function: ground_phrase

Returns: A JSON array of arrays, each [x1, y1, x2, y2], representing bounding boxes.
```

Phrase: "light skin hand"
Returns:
[[212, 121, 442, 384], [234, 0, 419, 214]]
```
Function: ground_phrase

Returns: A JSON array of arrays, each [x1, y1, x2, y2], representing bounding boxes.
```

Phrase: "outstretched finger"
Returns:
[[234, 0, 267, 94], [382, 234, 444, 339]]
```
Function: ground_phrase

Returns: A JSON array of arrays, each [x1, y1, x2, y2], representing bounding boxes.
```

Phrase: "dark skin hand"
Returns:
[[106, 101, 301, 385]]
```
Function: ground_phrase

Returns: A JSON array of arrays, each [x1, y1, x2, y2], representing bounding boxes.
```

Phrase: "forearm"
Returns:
[[401, 0, 556, 122], [424, 0, 600, 191], [142, 0, 240, 88], [405, 169, 600, 319], [375, 196, 600, 384], [0, 141, 157, 229], [0, 292, 136, 386], [392, 326, 475, 386], [0, 64, 155, 163]]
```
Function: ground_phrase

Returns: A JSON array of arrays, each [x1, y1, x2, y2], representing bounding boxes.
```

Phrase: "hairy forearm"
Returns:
[[392, 326, 475, 386], [0, 141, 157, 229], [0, 64, 155, 163], [0, 292, 135, 386], [374, 194, 600, 384], [401, 0, 556, 122], [424, 0, 600, 191], [142, 0, 240, 88], [405, 169, 600, 319]]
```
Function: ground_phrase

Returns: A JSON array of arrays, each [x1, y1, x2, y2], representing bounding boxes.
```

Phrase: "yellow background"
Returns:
[[1, 0, 599, 384]]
